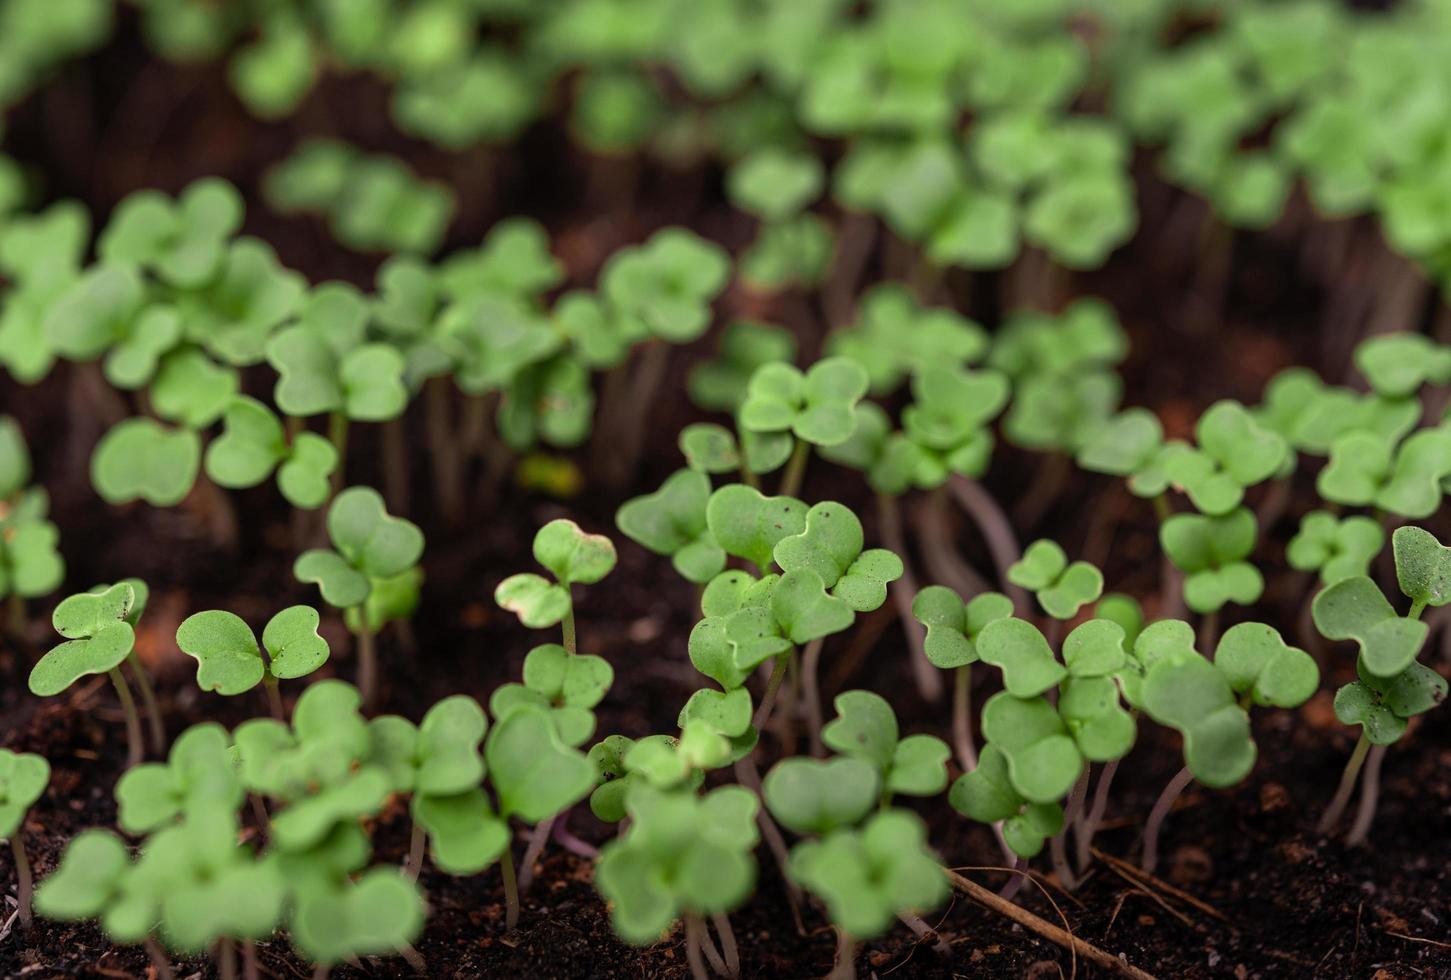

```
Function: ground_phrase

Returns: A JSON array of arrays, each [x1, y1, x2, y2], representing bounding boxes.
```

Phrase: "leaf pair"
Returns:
[[1007, 540, 1104, 619], [495, 519, 617, 628], [489, 643, 613, 747], [205, 396, 339, 509], [296, 487, 425, 610], [1160, 508, 1263, 613], [739, 356, 870, 447], [820, 690, 950, 798], [29, 583, 137, 696], [176, 606, 329, 696]]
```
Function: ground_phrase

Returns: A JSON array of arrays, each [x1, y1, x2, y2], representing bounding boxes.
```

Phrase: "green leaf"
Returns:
[[149, 347, 238, 428], [1312, 575, 1428, 678], [1354, 332, 1451, 398], [910, 587, 1014, 669], [763, 755, 879, 834], [616, 469, 723, 584], [494, 573, 570, 629], [1286, 511, 1383, 585], [979, 692, 1082, 803], [1392, 525, 1451, 608], [291, 869, 425, 966], [30, 584, 137, 696], [770, 568, 854, 644], [33, 830, 132, 921], [1007, 540, 1103, 619], [113, 723, 241, 834], [687, 321, 797, 413], [678, 423, 743, 474], [485, 707, 596, 823], [1214, 622, 1319, 708], [262, 605, 330, 680], [1058, 676, 1136, 761], [1160, 508, 1263, 613], [413, 789, 509, 873], [705, 483, 807, 571], [0, 749, 49, 838], [727, 148, 823, 221], [773, 501, 902, 611], [533, 518, 617, 586], [949, 745, 1062, 858], [1141, 656, 1256, 787], [91, 418, 200, 507], [599, 228, 730, 343], [976, 617, 1067, 697], [738, 357, 869, 447], [175, 609, 266, 695], [328, 486, 425, 579], [295, 550, 372, 610]]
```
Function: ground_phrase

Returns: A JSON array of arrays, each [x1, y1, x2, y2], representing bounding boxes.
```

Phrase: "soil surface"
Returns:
[[2, 15, 1449, 980]]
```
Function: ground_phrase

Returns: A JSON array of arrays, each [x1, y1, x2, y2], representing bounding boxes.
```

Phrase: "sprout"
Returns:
[[1353, 333, 1451, 399], [821, 691, 950, 798], [0, 417, 64, 620], [727, 147, 824, 224], [773, 501, 903, 613], [204, 396, 339, 509], [495, 519, 616, 644], [705, 484, 807, 573], [951, 745, 1063, 858], [113, 723, 242, 835], [1007, 540, 1103, 620], [616, 469, 724, 584], [1159, 507, 1263, 614], [1312, 576, 1427, 678], [98, 178, 242, 288], [0, 201, 89, 383], [489, 643, 613, 747], [295, 487, 424, 708], [827, 285, 989, 397], [90, 417, 200, 507], [818, 403, 931, 497], [44, 266, 180, 388], [291, 868, 425, 969], [764, 756, 879, 835], [595, 783, 758, 948], [174, 238, 306, 367], [1157, 401, 1289, 515], [28, 582, 148, 768], [1076, 408, 1168, 496], [1286, 511, 1384, 585], [1317, 427, 1451, 519], [912, 587, 1015, 670], [900, 365, 1010, 485], [0, 748, 48, 928], [599, 228, 730, 344], [175, 606, 330, 716], [738, 357, 870, 492]]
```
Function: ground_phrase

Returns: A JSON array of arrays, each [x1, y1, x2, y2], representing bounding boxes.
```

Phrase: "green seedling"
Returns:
[[738, 357, 870, 494], [687, 321, 798, 413], [43, 266, 182, 389], [174, 238, 306, 367], [1317, 427, 1451, 519], [0, 418, 64, 620], [0, 201, 90, 383], [439, 217, 563, 305], [705, 484, 807, 574], [568, 70, 663, 155], [818, 403, 931, 497], [599, 228, 730, 344], [1160, 507, 1263, 613], [98, 178, 243, 288], [1286, 511, 1384, 584], [727, 147, 823, 224], [113, 722, 242, 835], [205, 396, 339, 509], [1311, 576, 1427, 678], [489, 643, 613, 747], [827, 285, 988, 397], [951, 745, 1063, 858], [616, 469, 724, 584], [772, 501, 903, 614], [821, 691, 950, 798], [911, 587, 1015, 670], [1353, 332, 1451, 399], [595, 782, 758, 949], [739, 212, 835, 292], [679, 420, 794, 484], [1391, 525, 1451, 613], [1007, 540, 1103, 620], [900, 365, 1010, 484], [29, 582, 148, 768], [295, 487, 424, 708], [0, 748, 48, 927], [495, 519, 616, 647], [1157, 401, 1288, 515], [291, 867, 426, 971], [91, 417, 200, 507], [1255, 368, 1418, 457], [266, 282, 408, 426], [1076, 408, 1170, 497], [175, 606, 329, 716]]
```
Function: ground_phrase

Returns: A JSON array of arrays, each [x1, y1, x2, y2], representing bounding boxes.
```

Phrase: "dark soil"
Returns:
[[1, 14, 1448, 980]]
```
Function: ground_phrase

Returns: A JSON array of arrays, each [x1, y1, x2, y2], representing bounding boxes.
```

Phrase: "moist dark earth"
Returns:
[[1, 16, 1449, 980]]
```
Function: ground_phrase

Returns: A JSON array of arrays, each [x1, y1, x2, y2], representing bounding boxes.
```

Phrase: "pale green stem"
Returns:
[[1318, 730, 1371, 835], [352, 614, 378, 712], [11, 833, 31, 929], [109, 666, 144, 770], [327, 412, 349, 496], [778, 439, 810, 499], [126, 653, 165, 754], [500, 845, 521, 932]]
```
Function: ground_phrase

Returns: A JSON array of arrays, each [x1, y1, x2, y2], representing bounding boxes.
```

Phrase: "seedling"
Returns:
[[43, 265, 181, 389], [295, 487, 424, 708], [616, 468, 724, 584], [173, 238, 306, 367], [1311, 528, 1451, 842], [951, 745, 1063, 858], [738, 356, 869, 494], [827, 285, 988, 397], [1007, 540, 1103, 620], [900, 365, 1010, 485], [821, 691, 949, 799], [1286, 511, 1384, 584], [595, 782, 758, 958], [1352, 332, 1451, 399], [175, 605, 330, 717], [28, 582, 147, 768], [0, 748, 48, 927], [727, 148, 831, 292], [912, 586, 1014, 766], [98, 178, 242, 288], [1159, 507, 1263, 614], [204, 396, 339, 509], [599, 227, 731, 343], [489, 643, 614, 747], [113, 722, 242, 835], [495, 518, 616, 649], [0, 201, 89, 383], [1317, 427, 1451, 519], [0, 416, 64, 630], [91, 417, 200, 507], [1156, 400, 1289, 516], [687, 321, 798, 413]]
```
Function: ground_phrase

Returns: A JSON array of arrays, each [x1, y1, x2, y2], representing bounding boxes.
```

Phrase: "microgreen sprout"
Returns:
[[616, 469, 724, 584], [1007, 540, 1103, 620], [1160, 507, 1263, 614], [495, 518, 617, 649], [738, 356, 869, 496], [91, 417, 200, 507], [1286, 511, 1384, 585], [0, 749, 48, 928], [295, 487, 424, 708], [687, 321, 798, 413], [204, 395, 339, 509], [176, 605, 330, 717]]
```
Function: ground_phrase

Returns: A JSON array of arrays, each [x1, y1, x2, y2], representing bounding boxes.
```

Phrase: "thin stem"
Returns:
[[1318, 731, 1371, 835], [733, 756, 805, 935], [917, 489, 991, 597], [998, 856, 1029, 901], [146, 937, 175, 980], [1140, 765, 1195, 874], [352, 616, 378, 712], [1345, 743, 1388, 846], [552, 813, 600, 860], [517, 815, 555, 893], [946, 474, 1028, 611], [1409, 599, 1427, 621], [1198, 609, 1220, 656], [250, 795, 270, 835], [109, 666, 144, 770], [685, 915, 710, 980], [327, 412, 349, 496], [1050, 769, 1089, 890], [689, 913, 729, 977], [710, 912, 741, 977], [11, 833, 31, 929], [876, 493, 943, 702], [1075, 757, 1121, 873], [951, 666, 977, 771], [752, 653, 789, 732], [403, 819, 426, 883], [801, 638, 825, 757], [562, 604, 577, 656], [827, 929, 856, 980], [500, 844, 521, 932], [126, 653, 165, 755], [242, 939, 259, 980], [218, 936, 237, 980], [778, 439, 810, 499], [381, 416, 411, 515], [6, 592, 26, 642], [897, 910, 952, 957], [425, 377, 464, 524], [263, 675, 285, 721]]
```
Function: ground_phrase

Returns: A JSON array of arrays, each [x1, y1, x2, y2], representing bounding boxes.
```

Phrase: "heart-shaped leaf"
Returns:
[[911, 587, 1014, 669], [1008, 540, 1103, 619], [617, 469, 724, 584], [1214, 622, 1319, 708], [706, 483, 808, 571], [413, 789, 509, 874], [1312, 575, 1428, 678], [979, 692, 1082, 803], [949, 745, 1063, 858], [91, 418, 200, 507], [328, 486, 425, 579], [291, 869, 425, 966], [30, 584, 137, 696], [770, 568, 855, 644], [533, 518, 617, 586], [1392, 525, 1451, 610], [0, 749, 50, 838], [1141, 656, 1256, 788], [762, 755, 879, 834], [975, 617, 1067, 697], [486, 706, 597, 823], [1286, 511, 1383, 585], [494, 573, 570, 629]]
